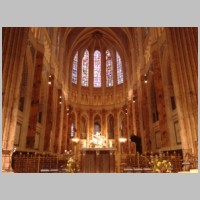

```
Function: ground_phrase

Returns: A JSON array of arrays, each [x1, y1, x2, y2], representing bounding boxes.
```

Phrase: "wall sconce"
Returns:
[[59, 95, 62, 104], [119, 137, 127, 143], [133, 96, 136, 103], [123, 105, 128, 115], [72, 137, 80, 143], [48, 75, 52, 85], [66, 105, 72, 116], [13, 147, 17, 153], [144, 74, 148, 83]]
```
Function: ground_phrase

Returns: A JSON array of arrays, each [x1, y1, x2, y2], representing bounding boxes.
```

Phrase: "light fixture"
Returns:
[[59, 95, 62, 104], [119, 137, 127, 143], [72, 137, 80, 143], [48, 75, 52, 85], [123, 105, 128, 115], [144, 74, 148, 83], [66, 106, 71, 115], [64, 150, 72, 155], [67, 108, 70, 115], [133, 96, 136, 103], [13, 147, 17, 153]]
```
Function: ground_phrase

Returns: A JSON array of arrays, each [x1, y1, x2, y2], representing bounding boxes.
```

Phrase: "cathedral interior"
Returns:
[[2, 27, 198, 173]]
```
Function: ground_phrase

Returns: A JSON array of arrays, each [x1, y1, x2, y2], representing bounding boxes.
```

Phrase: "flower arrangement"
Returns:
[[149, 158, 172, 173], [66, 157, 80, 173]]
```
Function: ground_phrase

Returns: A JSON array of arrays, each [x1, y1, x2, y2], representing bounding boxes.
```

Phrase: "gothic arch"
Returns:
[[94, 114, 101, 134]]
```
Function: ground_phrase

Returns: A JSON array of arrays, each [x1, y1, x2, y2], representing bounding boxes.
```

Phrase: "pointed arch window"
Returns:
[[106, 50, 113, 87], [116, 51, 123, 84], [72, 51, 78, 84], [94, 115, 101, 134], [81, 49, 89, 86], [94, 50, 101, 87]]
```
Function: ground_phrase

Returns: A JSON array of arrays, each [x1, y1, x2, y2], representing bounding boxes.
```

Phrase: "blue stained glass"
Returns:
[[72, 51, 78, 84], [82, 50, 89, 86], [106, 50, 113, 87], [116, 51, 123, 84], [94, 50, 101, 87]]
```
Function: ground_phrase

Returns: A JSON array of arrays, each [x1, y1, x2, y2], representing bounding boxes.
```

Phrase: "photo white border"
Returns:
[[0, 1, 199, 200]]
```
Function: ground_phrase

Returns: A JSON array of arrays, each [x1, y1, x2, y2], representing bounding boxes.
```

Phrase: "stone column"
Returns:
[[77, 51, 82, 103], [76, 108, 81, 158], [2, 28, 29, 172], [88, 109, 93, 142], [26, 50, 44, 149], [166, 28, 198, 155], [53, 89, 62, 153], [61, 103, 68, 153], [113, 108, 119, 150], [132, 91, 137, 135], [101, 109, 106, 138], [43, 74, 54, 151], [134, 89, 141, 137], [76, 108, 81, 138], [140, 75, 151, 152], [102, 50, 106, 103], [89, 49, 93, 104], [127, 100, 133, 153], [128, 100, 134, 136], [113, 50, 117, 100], [151, 45, 170, 148], [114, 108, 120, 172]]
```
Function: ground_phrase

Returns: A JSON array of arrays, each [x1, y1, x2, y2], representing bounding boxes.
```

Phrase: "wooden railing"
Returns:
[[12, 152, 71, 173], [11, 150, 196, 173], [119, 151, 183, 173]]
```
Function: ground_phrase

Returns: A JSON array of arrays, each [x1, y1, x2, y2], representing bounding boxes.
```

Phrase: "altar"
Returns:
[[80, 148, 116, 173]]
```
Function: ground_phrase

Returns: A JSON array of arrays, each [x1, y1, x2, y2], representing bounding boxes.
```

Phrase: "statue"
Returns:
[[89, 132, 106, 148]]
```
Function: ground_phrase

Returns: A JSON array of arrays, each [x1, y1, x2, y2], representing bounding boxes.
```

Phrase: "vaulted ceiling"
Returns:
[[58, 28, 136, 91]]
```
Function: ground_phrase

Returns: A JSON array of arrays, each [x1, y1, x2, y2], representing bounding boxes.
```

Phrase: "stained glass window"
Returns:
[[82, 50, 89, 86], [106, 50, 113, 87], [72, 51, 78, 84], [116, 51, 123, 84], [94, 50, 101, 87]]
